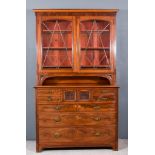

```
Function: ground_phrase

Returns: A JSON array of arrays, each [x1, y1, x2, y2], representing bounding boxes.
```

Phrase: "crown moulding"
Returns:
[[33, 9, 119, 13]]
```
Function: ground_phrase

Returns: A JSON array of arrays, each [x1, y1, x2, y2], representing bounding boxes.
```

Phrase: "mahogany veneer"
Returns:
[[33, 9, 119, 152]]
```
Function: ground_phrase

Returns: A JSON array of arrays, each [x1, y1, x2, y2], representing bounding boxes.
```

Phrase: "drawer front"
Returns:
[[37, 88, 62, 103], [77, 88, 92, 102], [92, 88, 116, 102], [77, 103, 115, 112], [62, 88, 76, 102], [37, 96, 60, 103], [39, 127, 115, 144], [37, 88, 61, 96], [36, 88, 117, 103], [38, 103, 115, 113], [38, 104, 77, 112], [39, 112, 115, 127]]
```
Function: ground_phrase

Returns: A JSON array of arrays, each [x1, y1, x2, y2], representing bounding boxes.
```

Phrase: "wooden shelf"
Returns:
[[42, 30, 109, 33], [43, 47, 109, 50], [43, 66, 72, 68], [81, 47, 110, 50], [42, 30, 72, 33], [81, 30, 109, 33], [43, 47, 72, 50], [81, 65, 110, 68]]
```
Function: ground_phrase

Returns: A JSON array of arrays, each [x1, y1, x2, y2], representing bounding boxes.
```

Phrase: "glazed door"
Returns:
[[77, 16, 115, 72], [41, 16, 75, 71]]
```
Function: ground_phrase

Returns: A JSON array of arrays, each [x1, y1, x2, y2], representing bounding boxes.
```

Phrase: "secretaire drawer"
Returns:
[[38, 112, 116, 127], [36, 87, 117, 103]]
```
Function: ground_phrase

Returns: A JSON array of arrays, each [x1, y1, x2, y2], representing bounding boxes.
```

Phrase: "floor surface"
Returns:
[[26, 139, 128, 155]]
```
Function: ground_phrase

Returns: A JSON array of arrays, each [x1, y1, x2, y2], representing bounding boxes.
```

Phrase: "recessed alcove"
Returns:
[[42, 76, 111, 86]]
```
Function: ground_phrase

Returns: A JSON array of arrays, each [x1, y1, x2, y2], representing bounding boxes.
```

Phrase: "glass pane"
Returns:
[[64, 91, 76, 101], [80, 20, 110, 69], [41, 20, 72, 68], [79, 91, 90, 100]]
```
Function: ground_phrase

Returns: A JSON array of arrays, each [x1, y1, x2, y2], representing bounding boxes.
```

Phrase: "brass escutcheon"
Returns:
[[47, 96, 52, 101], [94, 131, 101, 136], [93, 116, 101, 121], [53, 132, 61, 138], [54, 105, 61, 110], [93, 105, 101, 110], [97, 97, 113, 101], [75, 115, 81, 120], [53, 116, 61, 122]]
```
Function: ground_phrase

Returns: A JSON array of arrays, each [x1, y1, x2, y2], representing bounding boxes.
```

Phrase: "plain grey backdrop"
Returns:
[[26, 0, 128, 140]]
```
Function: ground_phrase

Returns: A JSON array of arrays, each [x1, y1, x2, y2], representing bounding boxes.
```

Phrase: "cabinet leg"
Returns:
[[112, 143, 118, 151], [36, 144, 42, 152]]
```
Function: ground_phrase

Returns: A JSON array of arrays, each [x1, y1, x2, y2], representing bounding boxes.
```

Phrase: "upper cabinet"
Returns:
[[34, 9, 117, 83]]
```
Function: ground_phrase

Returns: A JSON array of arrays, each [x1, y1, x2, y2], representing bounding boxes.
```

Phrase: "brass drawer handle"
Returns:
[[75, 115, 81, 120], [53, 132, 61, 138], [93, 116, 101, 121], [94, 131, 101, 137], [56, 98, 61, 102], [93, 105, 101, 110], [54, 105, 61, 110], [97, 97, 113, 101], [47, 96, 52, 101], [101, 90, 111, 93], [53, 116, 61, 122]]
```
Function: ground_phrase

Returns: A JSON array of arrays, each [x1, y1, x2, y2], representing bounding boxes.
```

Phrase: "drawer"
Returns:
[[36, 88, 62, 103], [37, 96, 61, 103], [77, 89, 92, 102], [61, 88, 93, 102], [36, 88, 117, 103], [92, 88, 116, 102], [37, 88, 61, 96], [39, 127, 115, 144], [38, 103, 115, 113], [38, 104, 77, 112], [38, 112, 115, 127], [62, 88, 76, 102], [77, 103, 115, 112]]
